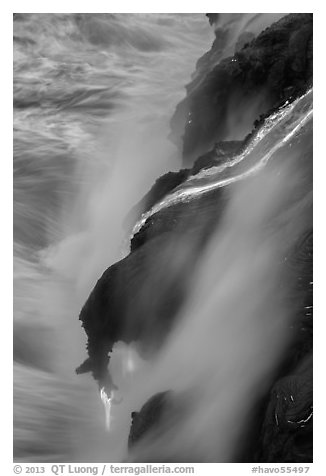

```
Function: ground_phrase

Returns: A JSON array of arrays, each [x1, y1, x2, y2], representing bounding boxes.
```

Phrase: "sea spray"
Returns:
[[127, 147, 312, 461], [13, 13, 215, 462]]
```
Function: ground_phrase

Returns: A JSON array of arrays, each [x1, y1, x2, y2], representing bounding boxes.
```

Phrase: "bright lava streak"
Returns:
[[100, 387, 113, 431], [130, 89, 313, 241]]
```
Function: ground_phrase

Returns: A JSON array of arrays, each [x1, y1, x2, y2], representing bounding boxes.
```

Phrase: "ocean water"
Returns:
[[13, 13, 214, 462]]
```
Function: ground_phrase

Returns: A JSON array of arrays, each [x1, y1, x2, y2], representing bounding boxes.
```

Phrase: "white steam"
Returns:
[[127, 157, 311, 462]]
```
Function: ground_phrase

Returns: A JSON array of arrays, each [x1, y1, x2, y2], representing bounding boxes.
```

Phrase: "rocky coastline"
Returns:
[[76, 13, 313, 463]]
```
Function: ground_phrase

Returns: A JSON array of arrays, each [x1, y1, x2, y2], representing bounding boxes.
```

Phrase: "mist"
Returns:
[[127, 156, 312, 462]]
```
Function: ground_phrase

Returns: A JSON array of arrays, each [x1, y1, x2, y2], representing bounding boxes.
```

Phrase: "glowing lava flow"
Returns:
[[131, 89, 313, 241], [100, 387, 113, 431], [99, 348, 137, 430]]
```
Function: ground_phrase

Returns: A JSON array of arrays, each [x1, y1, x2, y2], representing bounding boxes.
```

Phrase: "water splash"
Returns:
[[13, 13, 216, 462]]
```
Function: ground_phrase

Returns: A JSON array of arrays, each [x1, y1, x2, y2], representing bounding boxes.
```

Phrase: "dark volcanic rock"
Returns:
[[235, 31, 255, 52], [76, 13, 313, 463], [131, 185, 227, 252], [128, 391, 173, 449], [77, 184, 228, 392], [171, 13, 313, 165], [253, 355, 313, 463], [128, 140, 241, 226], [190, 140, 242, 175], [206, 14, 220, 26], [127, 168, 190, 223]]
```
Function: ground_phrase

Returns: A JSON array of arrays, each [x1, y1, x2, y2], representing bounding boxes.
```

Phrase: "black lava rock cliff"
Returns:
[[77, 13, 313, 463]]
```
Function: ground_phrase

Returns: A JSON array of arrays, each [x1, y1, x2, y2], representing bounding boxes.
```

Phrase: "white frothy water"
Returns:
[[14, 13, 216, 462]]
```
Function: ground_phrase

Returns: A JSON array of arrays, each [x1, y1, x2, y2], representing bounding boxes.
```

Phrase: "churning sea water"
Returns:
[[13, 13, 214, 462]]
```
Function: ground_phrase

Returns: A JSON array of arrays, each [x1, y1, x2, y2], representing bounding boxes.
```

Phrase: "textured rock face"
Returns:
[[128, 392, 173, 449], [77, 13, 313, 462], [257, 355, 313, 463], [170, 13, 313, 165]]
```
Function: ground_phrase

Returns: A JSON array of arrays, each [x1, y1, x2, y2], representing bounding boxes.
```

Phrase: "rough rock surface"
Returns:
[[170, 13, 313, 165], [128, 392, 173, 449]]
